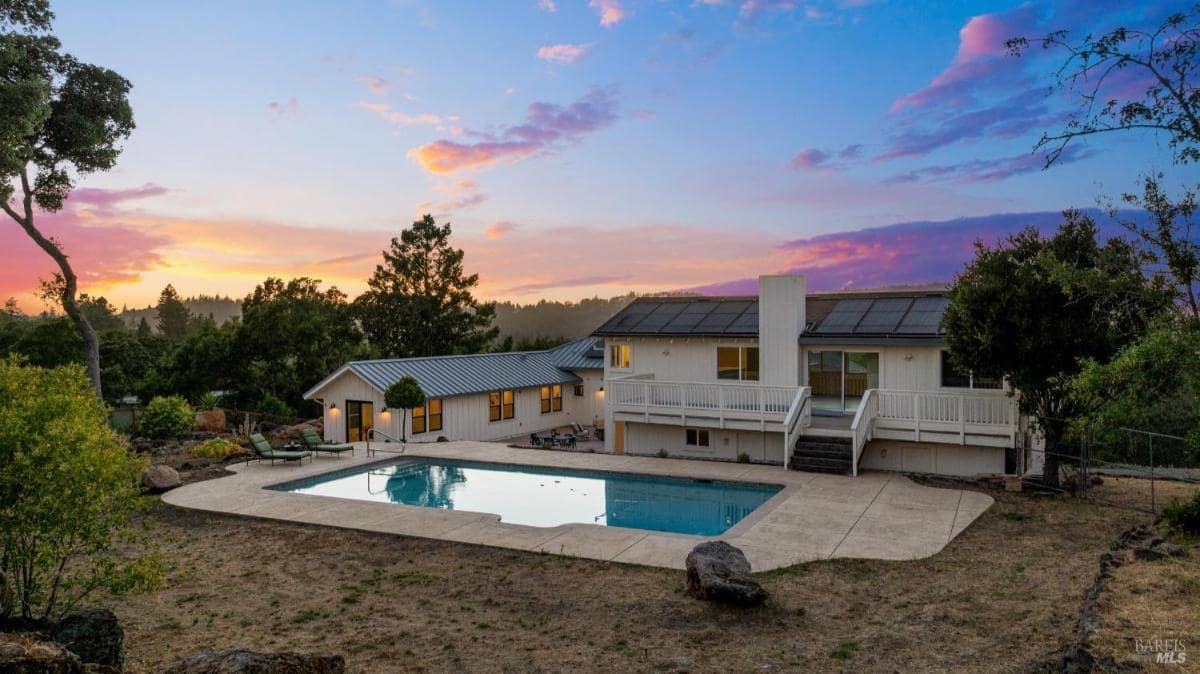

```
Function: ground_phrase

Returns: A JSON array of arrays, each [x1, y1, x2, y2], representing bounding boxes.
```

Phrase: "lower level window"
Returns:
[[490, 390, 515, 421], [428, 398, 443, 432], [540, 384, 562, 414], [685, 428, 710, 447], [573, 384, 584, 397], [412, 403, 426, 434]]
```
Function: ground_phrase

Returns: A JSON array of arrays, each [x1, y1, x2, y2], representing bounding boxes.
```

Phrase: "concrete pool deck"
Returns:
[[162, 441, 994, 571]]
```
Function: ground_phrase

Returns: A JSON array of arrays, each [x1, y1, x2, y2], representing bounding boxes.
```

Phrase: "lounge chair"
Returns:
[[571, 422, 593, 441], [300, 428, 355, 457], [247, 433, 311, 465]]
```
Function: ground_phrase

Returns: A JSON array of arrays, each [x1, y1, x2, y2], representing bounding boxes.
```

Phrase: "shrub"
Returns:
[[737, 452, 751, 463], [385, 376, 426, 440], [140, 395, 195, 439], [1162, 491, 1200, 535], [655, 448, 669, 458], [256, 393, 293, 420], [196, 391, 222, 411], [190, 438, 245, 459], [0, 359, 162, 622]]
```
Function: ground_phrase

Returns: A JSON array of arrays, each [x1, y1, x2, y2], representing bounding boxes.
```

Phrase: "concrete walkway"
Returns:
[[162, 441, 993, 571]]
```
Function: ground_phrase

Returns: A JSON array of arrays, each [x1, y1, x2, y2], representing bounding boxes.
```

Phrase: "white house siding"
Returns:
[[570, 369, 605, 427], [623, 422, 785, 464], [603, 336, 762, 384], [859, 439, 1005, 477], [313, 370, 591, 444]]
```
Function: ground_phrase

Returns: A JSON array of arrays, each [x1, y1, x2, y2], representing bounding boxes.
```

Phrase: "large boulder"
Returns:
[[685, 541, 768, 606], [194, 410, 226, 433], [140, 464, 182, 494], [161, 649, 345, 674], [0, 632, 84, 673], [51, 609, 122, 670]]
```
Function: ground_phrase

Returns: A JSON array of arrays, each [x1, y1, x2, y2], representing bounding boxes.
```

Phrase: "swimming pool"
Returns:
[[271, 458, 782, 536]]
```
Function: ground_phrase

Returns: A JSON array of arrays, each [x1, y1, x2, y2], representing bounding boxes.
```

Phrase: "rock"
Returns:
[[1162, 543, 1187, 557], [194, 409, 227, 433], [51, 609, 122, 670], [685, 541, 768, 606], [1090, 475, 1104, 485], [161, 649, 345, 674], [1132, 546, 1165, 561], [1145, 535, 1164, 548], [140, 464, 181, 494], [0, 632, 84, 673]]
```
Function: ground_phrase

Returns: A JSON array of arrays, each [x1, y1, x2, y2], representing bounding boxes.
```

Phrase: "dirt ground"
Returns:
[[114, 475, 1199, 673]]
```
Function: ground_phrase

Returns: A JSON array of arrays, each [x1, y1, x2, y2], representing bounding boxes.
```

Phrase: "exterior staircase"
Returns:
[[790, 435, 853, 475]]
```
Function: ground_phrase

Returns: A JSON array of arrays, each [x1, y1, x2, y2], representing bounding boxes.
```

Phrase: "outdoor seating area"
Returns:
[[508, 425, 606, 452]]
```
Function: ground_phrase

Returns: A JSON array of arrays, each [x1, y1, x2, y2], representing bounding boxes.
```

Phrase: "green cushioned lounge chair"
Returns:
[[247, 433, 311, 465], [301, 428, 355, 457]]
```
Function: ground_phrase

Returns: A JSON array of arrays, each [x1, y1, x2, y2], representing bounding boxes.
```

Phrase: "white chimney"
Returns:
[[757, 275, 806, 387]]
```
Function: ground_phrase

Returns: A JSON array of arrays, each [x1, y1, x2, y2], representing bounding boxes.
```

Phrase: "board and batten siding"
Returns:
[[623, 422, 784, 464], [603, 336, 762, 385], [314, 369, 595, 444]]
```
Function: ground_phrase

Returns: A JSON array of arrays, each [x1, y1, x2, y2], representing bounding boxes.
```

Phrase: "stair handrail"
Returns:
[[366, 427, 405, 457], [849, 389, 878, 476], [782, 386, 812, 471]]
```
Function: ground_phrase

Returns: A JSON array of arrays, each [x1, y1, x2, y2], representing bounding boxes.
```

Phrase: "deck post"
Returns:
[[959, 395, 966, 444]]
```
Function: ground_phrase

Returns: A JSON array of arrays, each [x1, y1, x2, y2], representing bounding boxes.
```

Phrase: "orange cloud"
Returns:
[[357, 101, 442, 126], [590, 0, 625, 26], [483, 221, 518, 240]]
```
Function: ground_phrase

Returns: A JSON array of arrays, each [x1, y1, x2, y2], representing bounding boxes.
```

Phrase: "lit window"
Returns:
[[717, 346, 759, 381], [685, 428, 710, 447], [488, 392, 501, 422], [502, 389, 515, 419], [428, 398, 442, 432], [412, 403, 426, 434], [609, 343, 631, 369]]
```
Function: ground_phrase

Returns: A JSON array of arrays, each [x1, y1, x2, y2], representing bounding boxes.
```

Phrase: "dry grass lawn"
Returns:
[[114, 475, 1199, 673]]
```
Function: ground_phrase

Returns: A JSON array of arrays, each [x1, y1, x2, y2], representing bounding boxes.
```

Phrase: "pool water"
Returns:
[[271, 459, 782, 536]]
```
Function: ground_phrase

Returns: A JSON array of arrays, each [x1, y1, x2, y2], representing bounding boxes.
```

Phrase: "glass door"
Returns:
[[346, 400, 374, 442], [806, 351, 880, 414]]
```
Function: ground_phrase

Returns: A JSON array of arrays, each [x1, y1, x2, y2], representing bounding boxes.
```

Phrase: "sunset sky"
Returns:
[[3, 0, 1197, 311]]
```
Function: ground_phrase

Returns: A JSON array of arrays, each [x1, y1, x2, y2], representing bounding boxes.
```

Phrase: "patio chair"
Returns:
[[570, 422, 592, 441], [247, 433, 311, 465], [300, 428, 354, 457]]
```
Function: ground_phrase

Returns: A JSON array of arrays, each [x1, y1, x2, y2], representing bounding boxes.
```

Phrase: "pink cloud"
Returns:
[[890, 6, 1038, 113], [407, 86, 619, 174], [590, 0, 625, 26], [887, 145, 1094, 184], [538, 0, 557, 11], [789, 148, 831, 170], [354, 74, 393, 95], [536, 43, 593, 64], [483, 221, 519, 240], [357, 101, 442, 126]]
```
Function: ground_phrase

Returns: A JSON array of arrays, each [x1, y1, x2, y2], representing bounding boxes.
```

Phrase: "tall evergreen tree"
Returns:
[[155, 284, 191, 339], [355, 215, 497, 358]]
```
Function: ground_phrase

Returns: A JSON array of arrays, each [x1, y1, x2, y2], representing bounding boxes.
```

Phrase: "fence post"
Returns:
[[1149, 434, 1155, 514]]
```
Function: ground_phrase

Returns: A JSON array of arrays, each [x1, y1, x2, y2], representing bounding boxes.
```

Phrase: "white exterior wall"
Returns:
[[603, 336, 761, 384], [624, 422, 785, 464], [859, 439, 1005, 477], [570, 369, 606, 427], [801, 344, 983, 393], [313, 370, 593, 444]]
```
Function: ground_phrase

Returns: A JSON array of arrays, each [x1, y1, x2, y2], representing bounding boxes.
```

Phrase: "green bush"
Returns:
[[0, 359, 162, 622], [196, 391, 222, 411], [140, 395, 195, 439], [190, 438, 245, 459], [256, 393, 293, 420], [1162, 491, 1200, 535]]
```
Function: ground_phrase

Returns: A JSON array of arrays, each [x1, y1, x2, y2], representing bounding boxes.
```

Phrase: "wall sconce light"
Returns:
[[328, 403, 338, 411]]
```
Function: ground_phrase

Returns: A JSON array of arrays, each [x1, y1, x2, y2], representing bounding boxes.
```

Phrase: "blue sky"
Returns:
[[3, 0, 1195, 307]]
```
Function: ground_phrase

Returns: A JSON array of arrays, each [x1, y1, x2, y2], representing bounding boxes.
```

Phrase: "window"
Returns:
[[717, 346, 760, 381], [540, 385, 563, 413], [685, 428, 710, 447], [940, 351, 1002, 389], [609, 343, 631, 369], [412, 403, 426, 434], [573, 384, 584, 397], [427, 398, 442, 431], [488, 390, 514, 422]]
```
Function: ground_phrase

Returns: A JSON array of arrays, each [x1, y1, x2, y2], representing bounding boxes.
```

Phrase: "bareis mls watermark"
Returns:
[[1135, 638, 1188, 665]]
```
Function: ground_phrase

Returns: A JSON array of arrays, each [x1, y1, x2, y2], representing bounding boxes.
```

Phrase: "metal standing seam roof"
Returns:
[[306, 337, 604, 401]]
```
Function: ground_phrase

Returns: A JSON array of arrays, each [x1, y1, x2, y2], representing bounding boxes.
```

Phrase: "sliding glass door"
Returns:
[[346, 400, 374, 442], [806, 351, 880, 414]]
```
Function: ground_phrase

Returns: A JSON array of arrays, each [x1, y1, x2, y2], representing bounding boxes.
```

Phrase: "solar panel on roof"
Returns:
[[695, 313, 738, 331], [710, 301, 751, 314], [854, 297, 914, 334], [896, 296, 948, 334], [814, 298, 872, 333]]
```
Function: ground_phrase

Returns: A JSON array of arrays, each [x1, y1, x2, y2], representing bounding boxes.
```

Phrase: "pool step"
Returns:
[[791, 436, 853, 475]]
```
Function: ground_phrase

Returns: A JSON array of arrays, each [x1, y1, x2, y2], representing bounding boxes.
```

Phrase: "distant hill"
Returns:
[[492, 295, 636, 341], [120, 295, 242, 330], [116, 293, 634, 340]]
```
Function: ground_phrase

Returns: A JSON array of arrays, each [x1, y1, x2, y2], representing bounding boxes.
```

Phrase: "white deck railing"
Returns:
[[848, 389, 878, 477], [608, 378, 798, 429], [782, 386, 812, 471], [874, 389, 1017, 444]]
